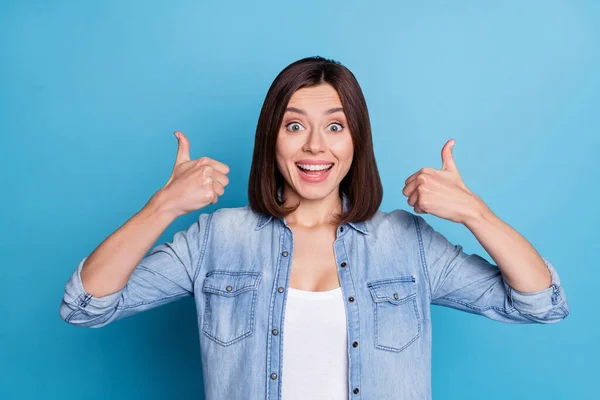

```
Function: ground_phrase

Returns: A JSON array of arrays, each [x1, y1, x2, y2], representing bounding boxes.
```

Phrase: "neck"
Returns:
[[281, 184, 342, 228]]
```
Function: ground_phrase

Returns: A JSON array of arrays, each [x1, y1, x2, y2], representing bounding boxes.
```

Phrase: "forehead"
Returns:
[[286, 83, 343, 109]]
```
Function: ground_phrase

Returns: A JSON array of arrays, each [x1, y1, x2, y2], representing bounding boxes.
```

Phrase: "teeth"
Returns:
[[296, 163, 333, 171]]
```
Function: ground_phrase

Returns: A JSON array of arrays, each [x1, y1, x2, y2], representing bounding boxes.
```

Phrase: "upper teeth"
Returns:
[[297, 163, 332, 171]]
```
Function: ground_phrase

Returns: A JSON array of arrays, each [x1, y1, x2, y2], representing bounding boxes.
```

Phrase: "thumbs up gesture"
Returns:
[[156, 131, 230, 218], [402, 139, 485, 224]]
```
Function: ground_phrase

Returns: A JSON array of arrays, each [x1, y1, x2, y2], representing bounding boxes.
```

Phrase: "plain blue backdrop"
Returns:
[[1, 1, 598, 399]]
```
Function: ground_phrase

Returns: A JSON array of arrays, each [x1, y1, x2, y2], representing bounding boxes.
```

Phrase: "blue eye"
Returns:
[[327, 123, 344, 132], [286, 122, 305, 132]]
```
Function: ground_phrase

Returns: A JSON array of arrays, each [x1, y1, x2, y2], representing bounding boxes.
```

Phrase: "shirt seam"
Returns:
[[437, 296, 517, 313], [192, 212, 214, 285], [114, 291, 189, 310], [413, 215, 433, 302]]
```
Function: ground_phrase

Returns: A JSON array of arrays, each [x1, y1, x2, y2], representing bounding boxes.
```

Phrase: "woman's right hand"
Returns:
[[153, 131, 230, 218]]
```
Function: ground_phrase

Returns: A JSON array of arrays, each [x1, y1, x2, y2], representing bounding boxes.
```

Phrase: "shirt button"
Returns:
[[282, 251, 289, 257], [393, 293, 399, 299], [272, 329, 279, 335], [226, 285, 233, 292], [340, 262, 347, 268], [340, 226, 344, 232], [352, 341, 358, 347], [271, 373, 278, 380], [278, 287, 284, 293], [353, 388, 359, 394], [348, 296, 355, 302]]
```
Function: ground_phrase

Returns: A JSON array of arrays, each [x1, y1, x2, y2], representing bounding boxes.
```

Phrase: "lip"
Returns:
[[295, 160, 335, 165], [296, 163, 333, 183]]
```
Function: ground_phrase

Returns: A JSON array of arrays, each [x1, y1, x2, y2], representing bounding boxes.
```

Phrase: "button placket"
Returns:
[[334, 235, 361, 399], [268, 224, 295, 400]]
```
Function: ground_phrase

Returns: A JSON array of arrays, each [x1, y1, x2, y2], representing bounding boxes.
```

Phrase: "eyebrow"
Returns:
[[285, 107, 345, 116]]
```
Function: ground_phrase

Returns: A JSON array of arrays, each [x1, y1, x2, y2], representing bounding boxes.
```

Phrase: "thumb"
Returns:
[[441, 139, 458, 172], [173, 131, 191, 165]]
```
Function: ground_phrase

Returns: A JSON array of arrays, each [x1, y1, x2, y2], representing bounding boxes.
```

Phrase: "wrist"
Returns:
[[462, 194, 493, 228], [145, 189, 181, 221]]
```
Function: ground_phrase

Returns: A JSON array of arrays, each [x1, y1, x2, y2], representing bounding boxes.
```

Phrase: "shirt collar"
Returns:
[[254, 186, 369, 235]]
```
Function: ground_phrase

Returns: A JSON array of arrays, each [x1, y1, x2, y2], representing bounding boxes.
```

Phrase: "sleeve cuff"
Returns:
[[503, 257, 567, 316], [63, 256, 124, 314]]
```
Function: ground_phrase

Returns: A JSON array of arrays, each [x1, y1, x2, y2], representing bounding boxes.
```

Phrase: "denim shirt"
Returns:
[[59, 194, 569, 400]]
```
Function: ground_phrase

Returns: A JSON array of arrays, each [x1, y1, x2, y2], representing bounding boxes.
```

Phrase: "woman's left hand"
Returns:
[[402, 139, 487, 225]]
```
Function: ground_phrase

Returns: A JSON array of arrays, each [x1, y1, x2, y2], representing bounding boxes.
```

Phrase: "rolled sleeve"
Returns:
[[412, 212, 569, 324], [59, 212, 211, 328], [503, 257, 570, 322], [59, 256, 124, 322]]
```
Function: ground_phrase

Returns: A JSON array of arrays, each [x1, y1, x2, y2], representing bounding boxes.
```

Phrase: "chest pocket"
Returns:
[[367, 276, 421, 352], [201, 271, 262, 346]]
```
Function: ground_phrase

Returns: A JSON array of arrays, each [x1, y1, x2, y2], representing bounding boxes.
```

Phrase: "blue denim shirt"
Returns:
[[59, 194, 569, 400]]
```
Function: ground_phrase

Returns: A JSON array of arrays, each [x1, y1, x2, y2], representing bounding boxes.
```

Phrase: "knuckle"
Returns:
[[202, 191, 214, 202]]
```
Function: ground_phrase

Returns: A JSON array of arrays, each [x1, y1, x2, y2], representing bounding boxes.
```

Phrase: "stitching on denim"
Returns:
[[202, 285, 259, 346], [202, 271, 261, 297], [505, 285, 514, 306], [413, 215, 432, 302], [263, 222, 287, 400], [193, 212, 214, 285], [114, 291, 188, 310], [277, 223, 293, 400], [76, 294, 86, 307], [340, 236, 362, 395], [205, 270, 262, 278], [367, 285, 417, 305], [438, 296, 514, 313], [84, 294, 92, 307], [367, 276, 416, 286], [374, 297, 421, 353], [65, 309, 78, 322]]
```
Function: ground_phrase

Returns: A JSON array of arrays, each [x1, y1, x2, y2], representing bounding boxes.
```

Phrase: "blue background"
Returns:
[[1, 1, 597, 399]]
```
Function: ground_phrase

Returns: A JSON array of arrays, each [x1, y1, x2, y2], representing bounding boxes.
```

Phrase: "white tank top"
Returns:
[[281, 286, 348, 400]]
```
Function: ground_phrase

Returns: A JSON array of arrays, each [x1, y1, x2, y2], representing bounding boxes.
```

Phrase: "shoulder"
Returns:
[[201, 204, 263, 233], [368, 208, 419, 234]]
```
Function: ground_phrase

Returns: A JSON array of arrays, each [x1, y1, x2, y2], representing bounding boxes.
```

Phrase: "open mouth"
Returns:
[[295, 163, 334, 176]]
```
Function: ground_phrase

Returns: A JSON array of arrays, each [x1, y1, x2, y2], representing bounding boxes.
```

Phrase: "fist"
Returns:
[[158, 131, 230, 218], [402, 139, 483, 224]]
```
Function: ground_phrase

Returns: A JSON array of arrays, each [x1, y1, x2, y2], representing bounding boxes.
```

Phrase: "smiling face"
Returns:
[[275, 83, 354, 202]]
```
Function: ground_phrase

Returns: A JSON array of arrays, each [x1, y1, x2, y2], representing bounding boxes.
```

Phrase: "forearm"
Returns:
[[80, 190, 178, 298], [463, 198, 552, 293]]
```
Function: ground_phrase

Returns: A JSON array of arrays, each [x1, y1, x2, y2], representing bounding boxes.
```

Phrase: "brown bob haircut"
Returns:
[[248, 56, 383, 226]]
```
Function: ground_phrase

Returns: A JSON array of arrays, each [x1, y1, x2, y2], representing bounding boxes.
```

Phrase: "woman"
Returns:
[[59, 56, 569, 400]]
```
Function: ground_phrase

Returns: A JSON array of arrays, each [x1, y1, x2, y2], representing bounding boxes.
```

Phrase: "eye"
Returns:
[[285, 122, 305, 132], [327, 122, 344, 132]]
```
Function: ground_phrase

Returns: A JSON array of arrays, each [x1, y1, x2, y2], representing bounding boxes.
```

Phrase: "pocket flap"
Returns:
[[367, 276, 416, 304], [202, 271, 262, 296]]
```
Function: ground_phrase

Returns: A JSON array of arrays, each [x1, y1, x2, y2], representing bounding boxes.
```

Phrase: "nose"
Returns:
[[303, 128, 326, 154]]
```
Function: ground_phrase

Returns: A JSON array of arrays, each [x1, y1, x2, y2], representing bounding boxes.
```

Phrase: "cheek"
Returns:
[[275, 136, 291, 176], [331, 135, 354, 161], [276, 132, 295, 156]]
